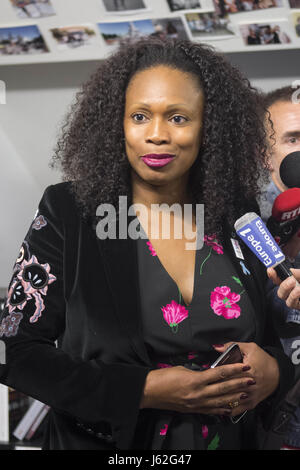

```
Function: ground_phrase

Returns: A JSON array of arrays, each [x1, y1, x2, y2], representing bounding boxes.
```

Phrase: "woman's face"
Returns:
[[123, 65, 204, 187]]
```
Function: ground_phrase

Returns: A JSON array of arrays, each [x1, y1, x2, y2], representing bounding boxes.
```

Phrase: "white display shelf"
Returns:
[[0, 0, 298, 66]]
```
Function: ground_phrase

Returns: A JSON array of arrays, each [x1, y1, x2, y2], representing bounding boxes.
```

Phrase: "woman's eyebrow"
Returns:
[[130, 102, 190, 109]]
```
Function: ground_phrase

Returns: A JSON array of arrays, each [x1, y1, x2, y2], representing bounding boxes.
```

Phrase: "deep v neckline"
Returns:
[[138, 221, 198, 307]]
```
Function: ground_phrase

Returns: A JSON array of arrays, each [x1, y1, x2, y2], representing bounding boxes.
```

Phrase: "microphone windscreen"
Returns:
[[271, 187, 300, 222], [279, 151, 300, 188]]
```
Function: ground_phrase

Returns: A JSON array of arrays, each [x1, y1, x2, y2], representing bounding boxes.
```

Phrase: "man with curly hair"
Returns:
[[260, 85, 300, 449]]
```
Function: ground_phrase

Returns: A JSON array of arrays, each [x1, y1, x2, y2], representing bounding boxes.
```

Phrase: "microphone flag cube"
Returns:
[[234, 213, 285, 268]]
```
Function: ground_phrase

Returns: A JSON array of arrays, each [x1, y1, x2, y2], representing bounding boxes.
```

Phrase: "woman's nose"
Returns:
[[145, 118, 170, 144]]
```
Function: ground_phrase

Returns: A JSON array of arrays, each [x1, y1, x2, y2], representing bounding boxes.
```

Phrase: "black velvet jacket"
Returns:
[[0, 183, 295, 450]]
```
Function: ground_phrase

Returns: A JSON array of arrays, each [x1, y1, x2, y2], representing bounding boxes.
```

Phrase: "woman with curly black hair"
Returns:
[[0, 37, 294, 450]]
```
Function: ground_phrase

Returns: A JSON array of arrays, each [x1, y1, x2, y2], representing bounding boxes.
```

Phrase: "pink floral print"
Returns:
[[188, 352, 197, 359], [210, 286, 241, 320], [200, 234, 224, 275], [204, 235, 224, 254], [202, 425, 208, 439], [160, 424, 168, 436], [161, 300, 189, 333], [146, 241, 157, 256], [157, 363, 173, 368]]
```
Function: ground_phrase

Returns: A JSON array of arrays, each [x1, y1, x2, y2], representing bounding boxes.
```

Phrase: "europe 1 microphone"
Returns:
[[234, 212, 294, 281]]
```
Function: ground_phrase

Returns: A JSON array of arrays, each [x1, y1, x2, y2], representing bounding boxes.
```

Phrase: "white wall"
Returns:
[[0, 49, 299, 287]]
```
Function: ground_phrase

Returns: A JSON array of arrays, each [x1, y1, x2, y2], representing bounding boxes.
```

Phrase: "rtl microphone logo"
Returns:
[[235, 213, 285, 268], [281, 206, 300, 221]]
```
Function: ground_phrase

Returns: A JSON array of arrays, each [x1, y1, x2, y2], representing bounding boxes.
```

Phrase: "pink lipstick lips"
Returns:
[[141, 153, 175, 168]]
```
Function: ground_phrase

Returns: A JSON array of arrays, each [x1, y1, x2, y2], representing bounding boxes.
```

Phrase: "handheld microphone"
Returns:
[[234, 212, 293, 281], [267, 187, 300, 247], [280, 151, 300, 189]]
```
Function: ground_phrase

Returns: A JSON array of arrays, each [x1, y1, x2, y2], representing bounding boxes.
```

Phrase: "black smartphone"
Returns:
[[210, 343, 243, 368], [210, 343, 247, 424]]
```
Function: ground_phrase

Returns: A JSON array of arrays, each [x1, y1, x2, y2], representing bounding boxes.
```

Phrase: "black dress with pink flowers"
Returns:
[[135, 228, 258, 450]]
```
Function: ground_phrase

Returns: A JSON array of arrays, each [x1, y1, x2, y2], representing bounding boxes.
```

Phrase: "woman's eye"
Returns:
[[132, 113, 146, 122], [171, 115, 187, 124], [289, 137, 298, 144]]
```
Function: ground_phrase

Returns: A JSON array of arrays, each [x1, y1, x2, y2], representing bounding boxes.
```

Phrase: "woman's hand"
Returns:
[[140, 360, 255, 416], [213, 342, 280, 416], [267, 267, 300, 310], [140, 342, 280, 417]]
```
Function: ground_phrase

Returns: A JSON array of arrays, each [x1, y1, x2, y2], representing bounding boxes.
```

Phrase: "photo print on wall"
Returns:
[[10, 0, 56, 19], [291, 12, 300, 37], [167, 0, 201, 11], [102, 0, 148, 13], [185, 11, 235, 39], [288, 0, 300, 7], [0, 24, 49, 55], [50, 25, 98, 50], [240, 21, 292, 45], [98, 17, 189, 46], [213, 0, 282, 16]]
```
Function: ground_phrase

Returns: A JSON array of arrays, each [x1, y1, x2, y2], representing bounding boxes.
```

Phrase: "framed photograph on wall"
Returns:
[[102, 0, 149, 13], [50, 25, 98, 51], [213, 0, 283, 16], [0, 24, 49, 56], [9, 0, 56, 19], [98, 17, 189, 46], [240, 21, 292, 45], [288, 0, 300, 7], [291, 12, 300, 37], [167, 0, 201, 11], [185, 11, 235, 39]]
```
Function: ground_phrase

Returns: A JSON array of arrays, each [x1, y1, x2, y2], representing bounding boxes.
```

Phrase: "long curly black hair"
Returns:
[[50, 37, 268, 239]]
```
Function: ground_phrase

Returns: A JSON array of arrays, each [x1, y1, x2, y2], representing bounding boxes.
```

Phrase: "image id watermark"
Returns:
[[96, 197, 204, 250], [292, 80, 300, 104], [0, 80, 6, 105]]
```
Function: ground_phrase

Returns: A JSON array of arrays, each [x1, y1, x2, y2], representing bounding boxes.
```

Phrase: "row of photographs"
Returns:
[[0, 12, 299, 56], [8, 0, 300, 19]]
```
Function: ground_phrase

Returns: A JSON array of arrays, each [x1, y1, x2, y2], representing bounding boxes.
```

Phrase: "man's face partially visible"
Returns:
[[267, 100, 300, 191]]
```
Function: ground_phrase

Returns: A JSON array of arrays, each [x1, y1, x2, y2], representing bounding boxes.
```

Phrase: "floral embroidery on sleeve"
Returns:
[[0, 312, 23, 337], [6, 254, 56, 324], [32, 215, 47, 231], [161, 300, 189, 333]]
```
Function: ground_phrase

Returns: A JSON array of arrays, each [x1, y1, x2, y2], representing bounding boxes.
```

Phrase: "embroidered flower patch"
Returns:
[[6, 254, 56, 324], [32, 215, 47, 231], [0, 312, 23, 338]]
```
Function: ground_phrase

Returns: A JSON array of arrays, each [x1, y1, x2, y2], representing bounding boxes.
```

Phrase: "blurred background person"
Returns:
[[247, 26, 261, 45], [260, 85, 300, 450], [272, 25, 291, 44]]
